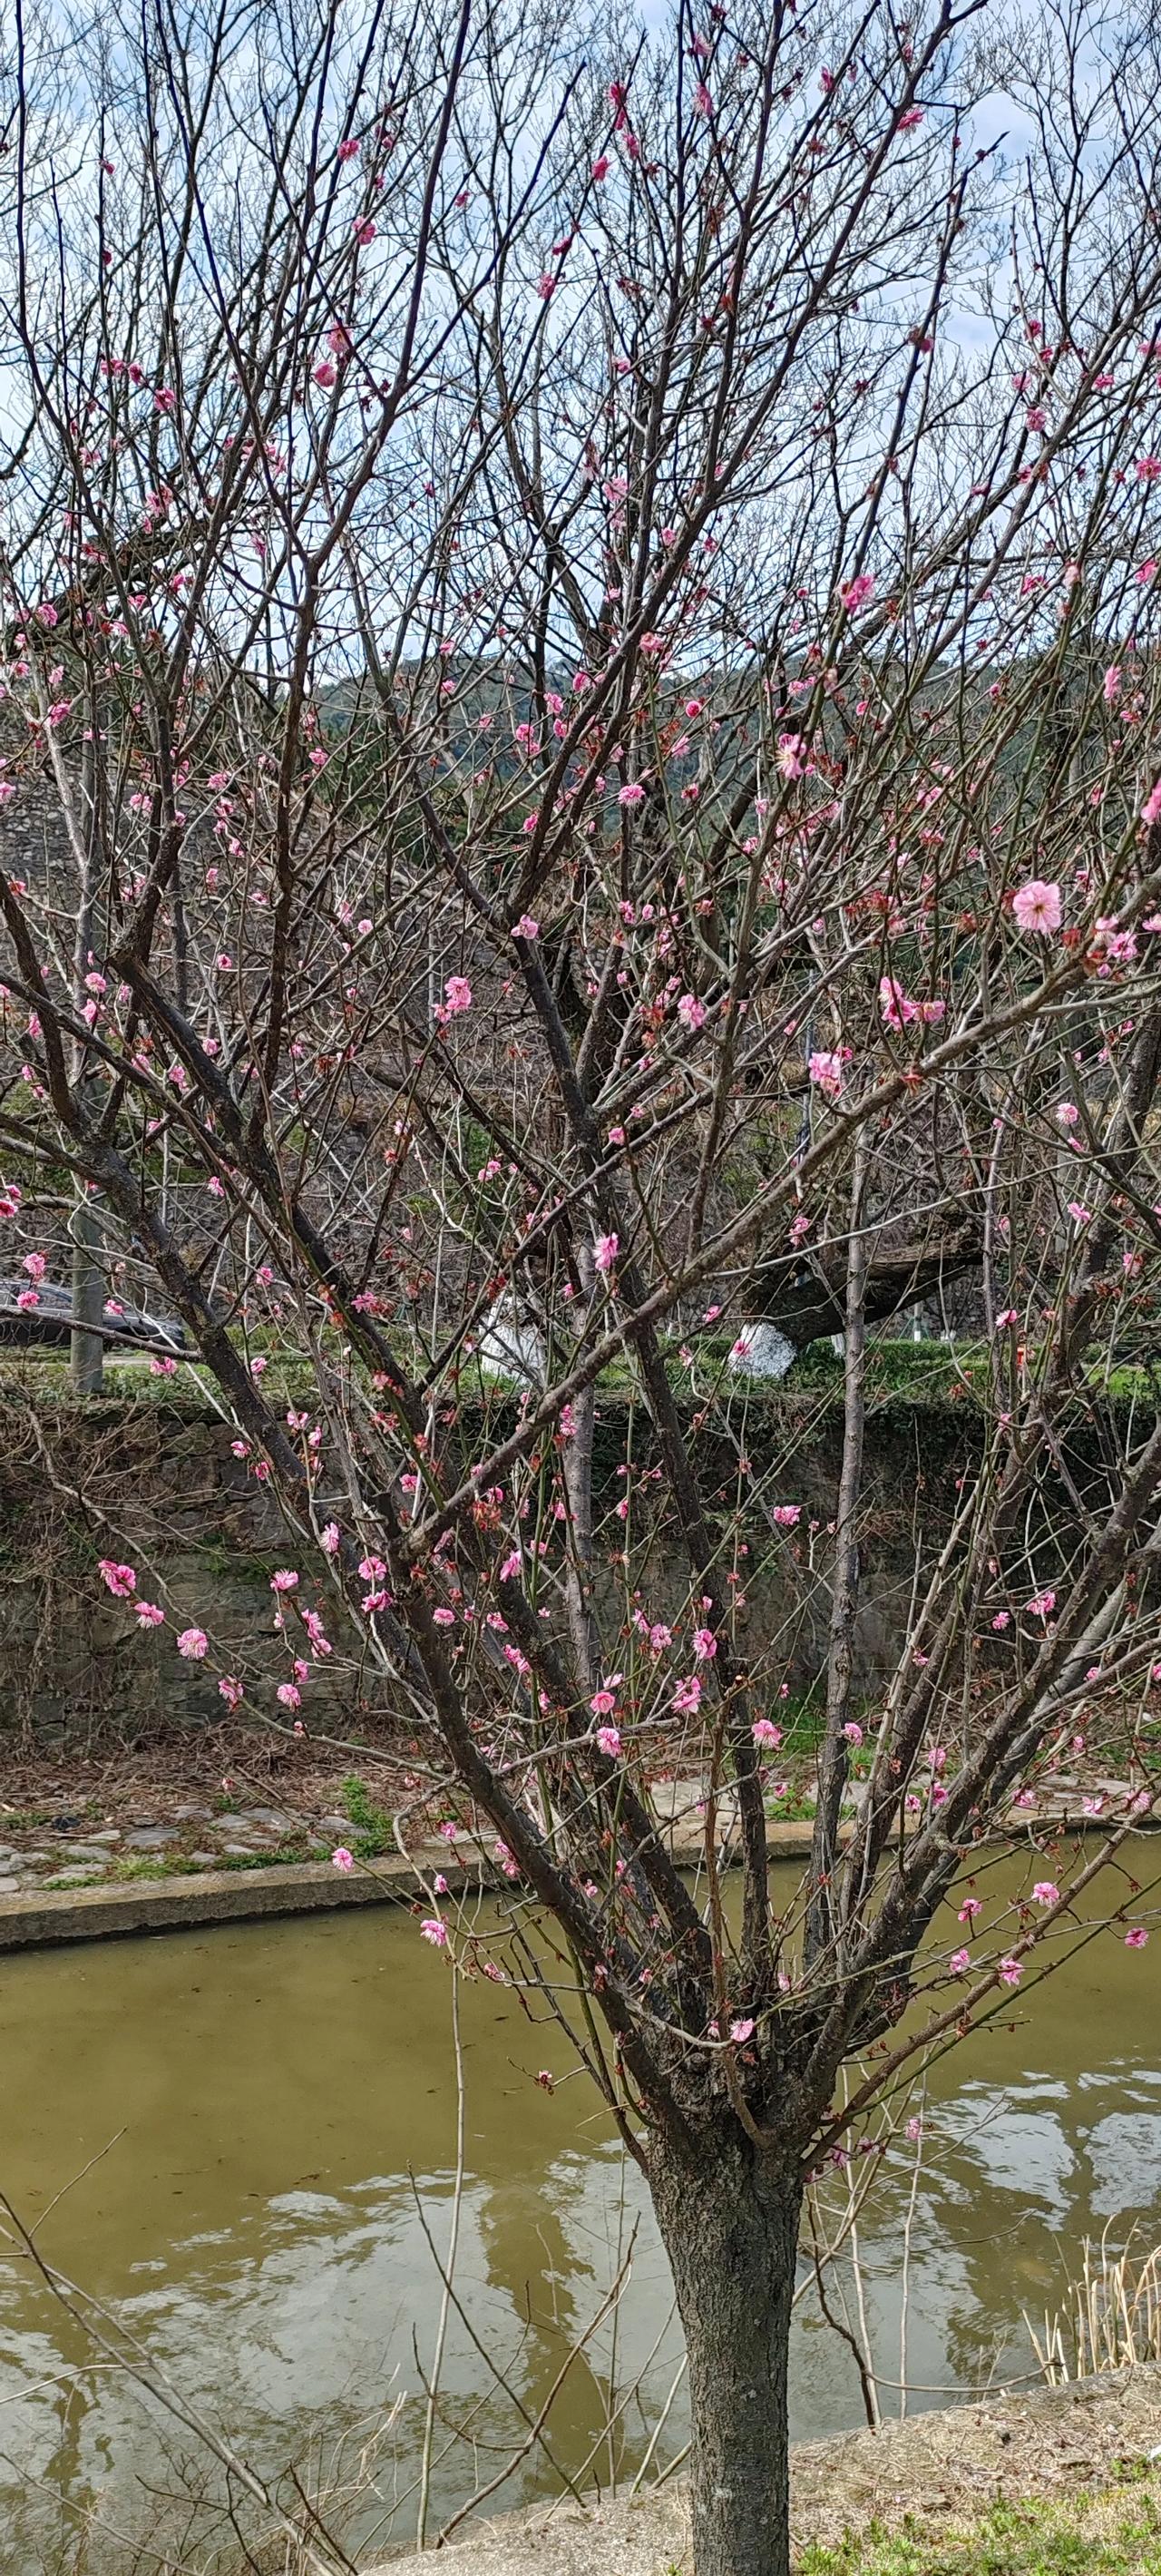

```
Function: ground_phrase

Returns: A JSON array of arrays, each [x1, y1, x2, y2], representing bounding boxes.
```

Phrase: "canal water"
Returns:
[[2, 1857, 1160, 2563]]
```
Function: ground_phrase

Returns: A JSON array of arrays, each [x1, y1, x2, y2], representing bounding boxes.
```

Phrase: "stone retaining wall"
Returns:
[[0, 1376, 1107, 1753]]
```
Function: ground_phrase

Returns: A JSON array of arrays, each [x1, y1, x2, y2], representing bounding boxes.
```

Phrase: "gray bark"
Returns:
[[69, 1194, 106, 1396], [651, 2130, 801, 2576]]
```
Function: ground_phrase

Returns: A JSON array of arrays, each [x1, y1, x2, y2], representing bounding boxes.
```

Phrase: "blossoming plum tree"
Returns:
[[5, 0, 1161, 2566]]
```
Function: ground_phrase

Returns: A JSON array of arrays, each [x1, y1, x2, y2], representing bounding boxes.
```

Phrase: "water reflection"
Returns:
[[2, 1860, 1160, 2557]]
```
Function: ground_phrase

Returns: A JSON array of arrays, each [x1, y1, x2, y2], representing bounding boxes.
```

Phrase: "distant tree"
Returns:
[[4, 0, 1161, 2565]]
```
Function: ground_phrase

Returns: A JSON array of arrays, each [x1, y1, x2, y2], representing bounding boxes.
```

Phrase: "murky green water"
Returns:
[[2, 1859, 1161, 2563]]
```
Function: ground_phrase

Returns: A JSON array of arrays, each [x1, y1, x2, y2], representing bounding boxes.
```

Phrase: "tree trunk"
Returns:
[[650, 2129, 802, 2576]]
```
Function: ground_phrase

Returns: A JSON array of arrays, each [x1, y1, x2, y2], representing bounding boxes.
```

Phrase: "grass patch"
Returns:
[[108, 1856, 183, 1882], [341, 1771, 392, 1857], [797, 2476, 1161, 2576], [52, 1839, 327, 1888], [217, 1839, 321, 1871], [5, 1334, 1160, 1440], [766, 1789, 815, 1823], [1, 1801, 101, 1831]]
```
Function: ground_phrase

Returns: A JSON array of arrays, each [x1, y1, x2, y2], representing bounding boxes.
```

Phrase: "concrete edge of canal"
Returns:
[[0, 1811, 1156, 1950], [368, 2362, 1161, 2574]]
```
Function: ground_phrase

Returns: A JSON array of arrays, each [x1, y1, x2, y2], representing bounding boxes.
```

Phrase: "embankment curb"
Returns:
[[0, 1809, 1154, 1951]]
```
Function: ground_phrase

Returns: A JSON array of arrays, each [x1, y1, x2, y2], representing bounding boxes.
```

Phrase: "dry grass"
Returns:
[[1028, 2237, 1161, 2385]]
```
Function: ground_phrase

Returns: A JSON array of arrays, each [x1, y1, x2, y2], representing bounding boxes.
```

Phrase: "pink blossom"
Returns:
[[337, 136, 360, 162], [752, 1718, 782, 1748], [771, 1503, 801, 1528], [1126, 1926, 1149, 1948], [1031, 1881, 1059, 1906], [176, 1626, 208, 1660], [897, 106, 924, 130], [844, 1721, 863, 1746], [678, 993, 707, 1032], [135, 1601, 165, 1629], [353, 217, 376, 245], [15, 1290, 39, 1312], [590, 1686, 619, 1716], [808, 1049, 844, 1099], [673, 1674, 702, 1715], [596, 1725, 623, 1757], [840, 572, 874, 612], [958, 1896, 982, 1923], [218, 1674, 243, 1705], [277, 1682, 301, 1709], [1142, 780, 1161, 828], [332, 1846, 355, 1872], [950, 1947, 971, 1974], [269, 1569, 298, 1593], [618, 781, 646, 807], [512, 914, 540, 940], [1011, 878, 1062, 935], [879, 975, 920, 1031], [998, 1954, 1023, 1988], [1056, 1101, 1079, 1127], [421, 1915, 449, 1945], [313, 360, 337, 388], [729, 2017, 755, 2042], [98, 1559, 137, 1600], [594, 1232, 620, 1273], [442, 975, 472, 1016], [692, 1626, 717, 1661], [23, 1250, 45, 1281], [1026, 1589, 1057, 1618], [1103, 665, 1121, 702], [592, 153, 610, 180]]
